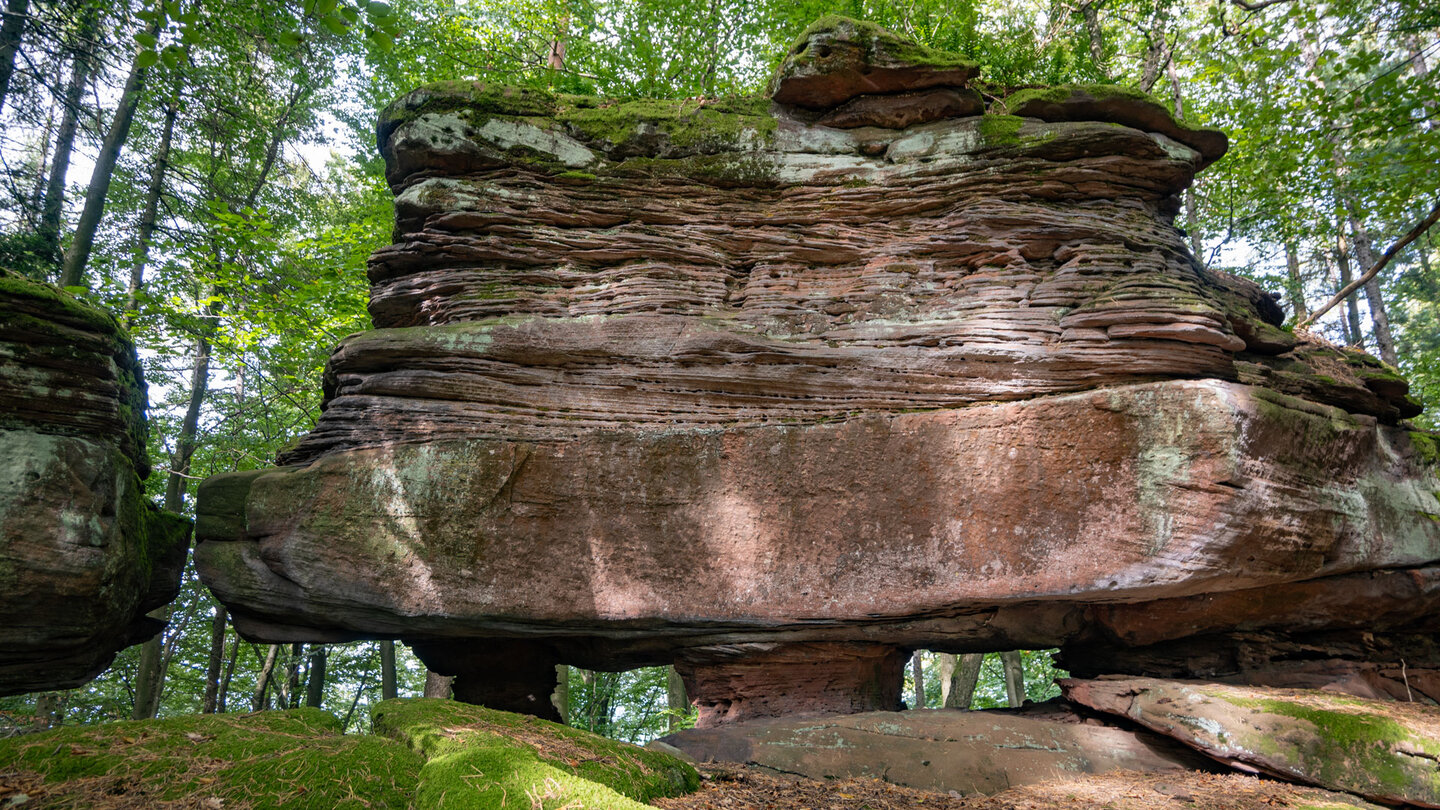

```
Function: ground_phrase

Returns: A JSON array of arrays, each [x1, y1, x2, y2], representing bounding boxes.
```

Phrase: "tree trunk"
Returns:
[[1000, 651, 1025, 707], [59, 14, 163, 288], [1285, 242, 1308, 320], [1348, 216, 1398, 365], [911, 653, 926, 709], [305, 646, 327, 708], [0, 0, 30, 114], [1166, 59, 1202, 263], [1314, 250, 1353, 343], [252, 644, 280, 711], [218, 633, 240, 713], [423, 670, 454, 699], [552, 664, 570, 723], [665, 665, 686, 730], [1138, 8, 1168, 93], [201, 606, 227, 713], [939, 653, 984, 708], [286, 643, 303, 709], [1081, 1, 1107, 78], [39, 5, 97, 265], [131, 627, 165, 719], [133, 309, 216, 719], [379, 640, 398, 700], [1335, 232, 1365, 347], [126, 83, 180, 316]]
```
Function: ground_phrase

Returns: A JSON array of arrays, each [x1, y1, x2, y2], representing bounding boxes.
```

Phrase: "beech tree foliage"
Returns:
[[0, 0, 1436, 733]]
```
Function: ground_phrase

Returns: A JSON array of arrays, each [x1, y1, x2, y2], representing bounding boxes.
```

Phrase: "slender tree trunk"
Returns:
[[1138, 9, 1168, 93], [938, 653, 984, 708], [286, 643, 303, 709], [305, 646, 327, 708], [1348, 216, 1398, 365], [379, 640, 398, 700], [341, 674, 373, 729], [40, 5, 97, 264], [1081, 0, 1107, 78], [1167, 59, 1202, 262], [33, 692, 56, 729], [911, 653, 926, 709], [1408, 34, 1436, 120], [201, 606, 228, 713], [665, 665, 686, 730], [218, 633, 240, 713], [59, 14, 163, 288], [133, 308, 216, 719], [127, 83, 180, 316], [423, 671, 454, 699], [1000, 651, 1025, 707], [1335, 232, 1365, 346], [1285, 242, 1308, 321], [1315, 250, 1353, 343], [553, 664, 570, 723], [26, 97, 54, 229], [252, 644, 280, 711], [0, 0, 30, 114]]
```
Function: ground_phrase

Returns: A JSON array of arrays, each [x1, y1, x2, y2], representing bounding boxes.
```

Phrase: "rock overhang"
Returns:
[[196, 16, 1437, 723]]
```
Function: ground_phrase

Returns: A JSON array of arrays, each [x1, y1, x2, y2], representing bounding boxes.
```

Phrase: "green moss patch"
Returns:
[[373, 698, 699, 810], [1209, 688, 1440, 802], [0, 708, 421, 809], [559, 96, 776, 156]]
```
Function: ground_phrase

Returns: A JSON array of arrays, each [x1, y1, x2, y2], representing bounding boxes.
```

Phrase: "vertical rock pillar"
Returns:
[[411, 639, 563, 721], [674, 642, 907, 727]]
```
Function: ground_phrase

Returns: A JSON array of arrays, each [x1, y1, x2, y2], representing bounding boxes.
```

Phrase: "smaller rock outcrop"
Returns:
[[0, 272, 190, 695], [1063, 678, 1440, 808]]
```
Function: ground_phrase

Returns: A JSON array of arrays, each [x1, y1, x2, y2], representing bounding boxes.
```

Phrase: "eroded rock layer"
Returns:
[[196, 17, 1439, 724], [0, 273, 190, 695]]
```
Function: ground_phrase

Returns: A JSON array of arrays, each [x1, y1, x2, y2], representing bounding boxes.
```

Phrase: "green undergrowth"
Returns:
[[0, 708, 420, 809], [373, 698, 700, 810]]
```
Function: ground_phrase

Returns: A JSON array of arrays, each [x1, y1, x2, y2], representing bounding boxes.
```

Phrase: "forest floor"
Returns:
[[656, 764, 1380, 810]]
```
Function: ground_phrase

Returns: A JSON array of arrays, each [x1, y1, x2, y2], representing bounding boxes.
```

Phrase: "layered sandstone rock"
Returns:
[[0, 273, 190, 695], [1063, 678, 1440, 808], [195, 17, 1439, 725]]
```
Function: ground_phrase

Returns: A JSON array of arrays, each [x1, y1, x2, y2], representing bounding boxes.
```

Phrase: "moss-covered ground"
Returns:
[[0, 701, 699, 809], [0, 708, 418, 809]]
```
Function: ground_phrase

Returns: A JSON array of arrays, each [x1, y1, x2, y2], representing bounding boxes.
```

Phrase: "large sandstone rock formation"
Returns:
[[0, 272, 190, 695], [195, 17, 1440, 724]]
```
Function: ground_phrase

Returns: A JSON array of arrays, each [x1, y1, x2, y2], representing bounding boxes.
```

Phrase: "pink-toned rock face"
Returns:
[[195, 17, 1438, 723], [0, 275, 190, 696]]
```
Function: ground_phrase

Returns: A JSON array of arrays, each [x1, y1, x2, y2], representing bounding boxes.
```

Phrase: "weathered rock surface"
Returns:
[[196, 16, 1439, 725], [659, 701, 1214, 796], [1063, 678, 1440, 808], [0, 273, 190, 695]]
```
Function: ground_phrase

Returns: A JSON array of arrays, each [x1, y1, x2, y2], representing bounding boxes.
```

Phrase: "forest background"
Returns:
[[0, 0, 1436, 743]]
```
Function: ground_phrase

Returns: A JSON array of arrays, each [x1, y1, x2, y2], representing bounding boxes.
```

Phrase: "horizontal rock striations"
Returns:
[[0, 272, 190, 695], [196, 17, 1439, 725]]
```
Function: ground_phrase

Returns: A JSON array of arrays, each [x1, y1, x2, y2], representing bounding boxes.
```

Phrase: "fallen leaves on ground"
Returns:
[[655, 765, 1380, 810]]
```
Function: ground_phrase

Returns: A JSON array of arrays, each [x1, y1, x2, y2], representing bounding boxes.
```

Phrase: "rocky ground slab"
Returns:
[[657, 701, 1214, 795]]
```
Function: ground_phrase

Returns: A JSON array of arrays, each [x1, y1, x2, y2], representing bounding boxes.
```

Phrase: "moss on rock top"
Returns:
[[374, 698, 700, 809]]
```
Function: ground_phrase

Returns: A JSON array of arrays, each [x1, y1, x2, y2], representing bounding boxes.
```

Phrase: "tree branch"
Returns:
[[1299, 199, 1440, 330], [1229, 0, 1294, 10]]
